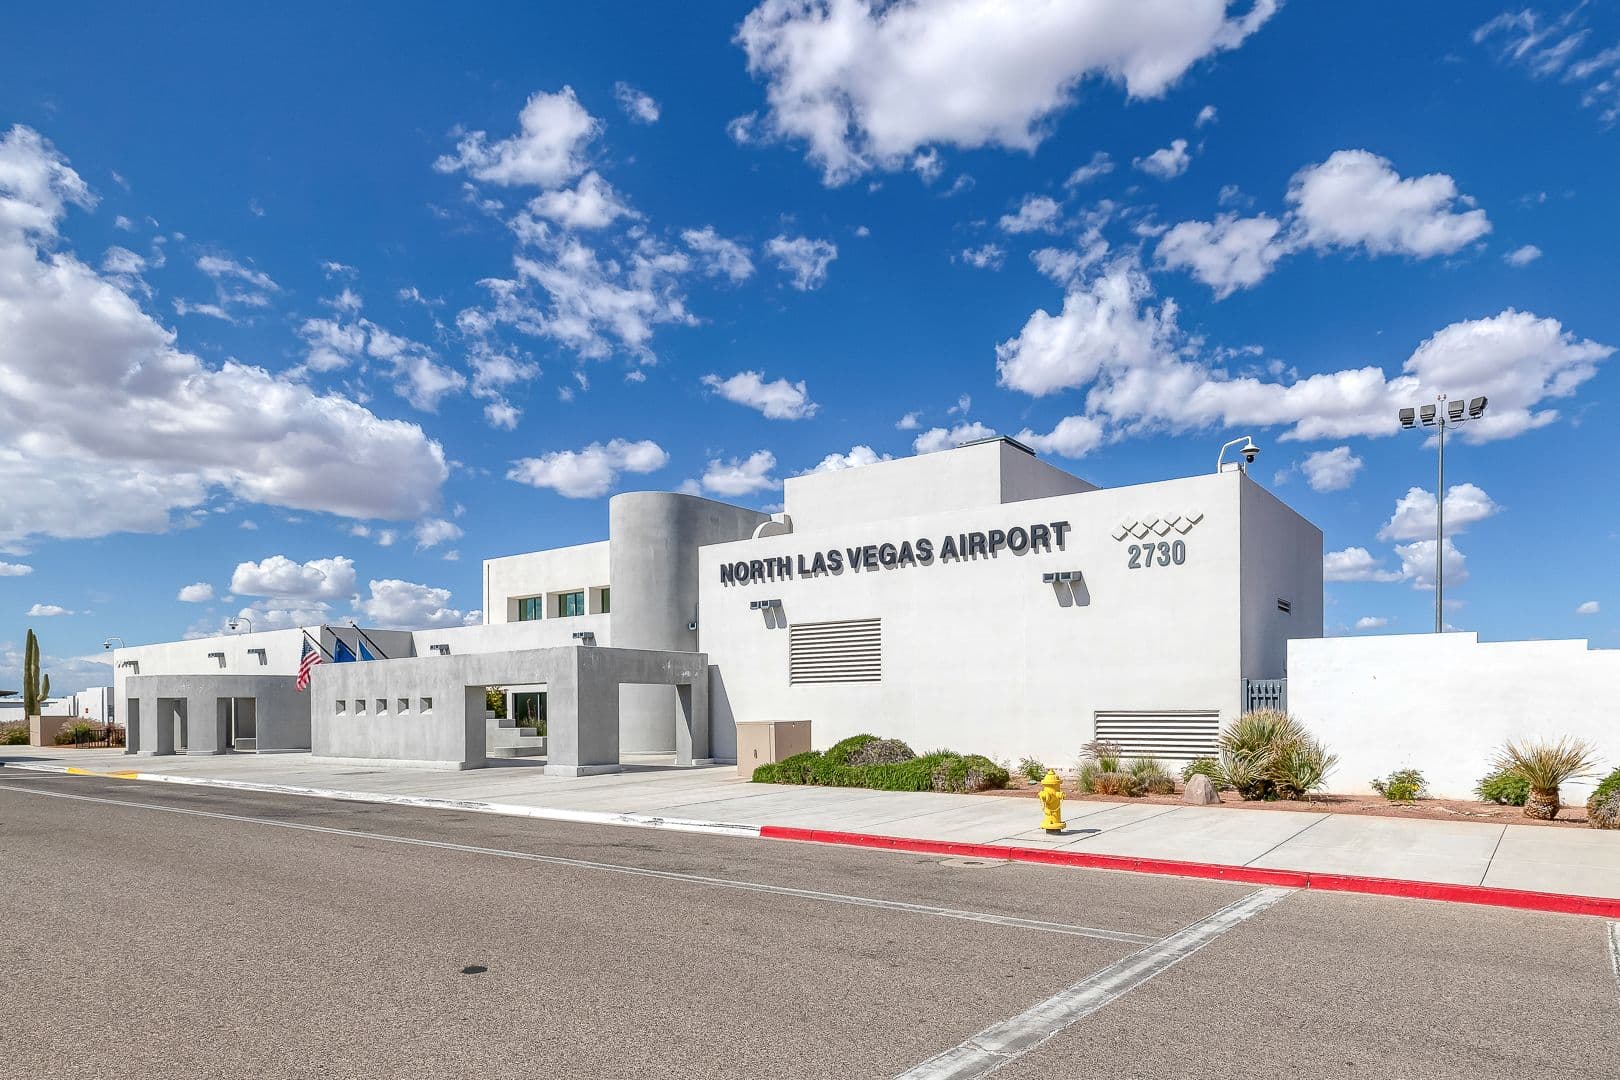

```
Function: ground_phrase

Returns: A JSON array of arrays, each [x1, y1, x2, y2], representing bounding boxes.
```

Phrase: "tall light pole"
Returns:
[[1397, 394, 1487, 633]]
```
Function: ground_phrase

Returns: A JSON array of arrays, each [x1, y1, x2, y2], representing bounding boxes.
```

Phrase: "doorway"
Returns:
[[231, 697, 257, 751]]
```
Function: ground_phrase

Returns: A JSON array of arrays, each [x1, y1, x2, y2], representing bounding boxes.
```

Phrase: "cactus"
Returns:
[[22, 628, 39, 716], [41, 672, 50, 702]]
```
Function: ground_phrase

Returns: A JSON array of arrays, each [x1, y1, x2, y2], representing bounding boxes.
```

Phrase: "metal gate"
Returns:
[[1243, 678, 1287, 712]]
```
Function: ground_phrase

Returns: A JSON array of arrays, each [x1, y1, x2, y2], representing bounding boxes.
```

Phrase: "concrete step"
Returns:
[[486, 745, 546, 759]]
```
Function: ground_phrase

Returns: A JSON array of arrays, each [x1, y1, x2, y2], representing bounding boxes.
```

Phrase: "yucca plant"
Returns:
[[1491, 737, 1598, 821], [1126, 757, 1176, 795], [1081, 739, 1123, 773], [1216, 709, 1336, 801]]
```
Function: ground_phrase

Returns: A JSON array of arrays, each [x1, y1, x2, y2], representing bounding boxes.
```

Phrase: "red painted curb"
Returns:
[[758, 825, 1620, 920]]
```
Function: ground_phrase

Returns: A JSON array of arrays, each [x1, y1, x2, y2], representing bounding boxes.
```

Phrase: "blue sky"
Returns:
[[2, 0, 1617, 694]]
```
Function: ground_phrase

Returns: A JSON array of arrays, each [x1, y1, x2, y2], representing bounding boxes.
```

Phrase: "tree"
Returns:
[[22, 628, 40, 717]]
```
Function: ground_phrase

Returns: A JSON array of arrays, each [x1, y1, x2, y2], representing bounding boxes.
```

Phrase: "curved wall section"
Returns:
[[609, 492, 770, 753]]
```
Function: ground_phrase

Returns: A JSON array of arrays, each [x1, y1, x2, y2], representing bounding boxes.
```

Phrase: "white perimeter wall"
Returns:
[[484, 541, 610, 624], [700, 471, 1319, 766], [1289, 633, 1620, 803]]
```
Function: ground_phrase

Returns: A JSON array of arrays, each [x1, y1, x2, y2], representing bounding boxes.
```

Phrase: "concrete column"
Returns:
[[674, 680, 709, 766], [544, 649, 620, 777], [608, 493, 768, 753], [460, 686, 488, 769]]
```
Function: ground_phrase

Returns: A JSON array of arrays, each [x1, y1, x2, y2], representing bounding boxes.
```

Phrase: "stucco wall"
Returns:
[[698, 471, 1317, 766], [483, 541, 610, 624], [1239, 479, 1325, 680], [125, 674, 306, 755], [1288, 633, 1620, 803]]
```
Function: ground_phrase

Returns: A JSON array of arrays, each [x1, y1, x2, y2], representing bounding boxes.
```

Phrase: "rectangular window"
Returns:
[[599, 587, 610, 614], [516, 596, 544, 622], [558, 591, 586, 618]]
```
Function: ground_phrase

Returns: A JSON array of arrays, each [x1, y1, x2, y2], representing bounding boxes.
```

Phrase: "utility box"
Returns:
[[736, 721, 811, 779]]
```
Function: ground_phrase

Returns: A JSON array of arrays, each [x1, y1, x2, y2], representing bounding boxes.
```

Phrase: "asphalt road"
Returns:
[[1, 770, 1616, 1080]]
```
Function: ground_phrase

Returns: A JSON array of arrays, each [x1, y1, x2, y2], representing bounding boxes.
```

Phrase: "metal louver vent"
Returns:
[[1093, 711, 1220, 760], [789, 618, 881, 684]]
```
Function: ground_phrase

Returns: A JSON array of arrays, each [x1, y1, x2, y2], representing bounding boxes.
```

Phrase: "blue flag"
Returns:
[[332, 638, 357, 663], [358, 640, 376, 662]]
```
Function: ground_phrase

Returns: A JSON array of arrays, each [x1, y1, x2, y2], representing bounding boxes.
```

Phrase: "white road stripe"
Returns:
[[1608, 922, 1620, 1008], [0, 781, 1154, 946], [0, 761, 760, 838], [894, 886, 1293, 1080]]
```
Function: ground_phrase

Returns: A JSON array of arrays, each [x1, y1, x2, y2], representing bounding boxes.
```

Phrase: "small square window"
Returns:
[[355, 699, 366, 714], [335, 700, 347, 714], [397, 698, 409, 713], [420, 697, 433, 713], [376, 699, 387, 714]]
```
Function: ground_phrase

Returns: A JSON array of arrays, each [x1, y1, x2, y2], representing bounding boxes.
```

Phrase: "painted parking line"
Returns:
[[0, 782, 1154, 946], [1609, 922, 1620, 1007], [893, 887, 1293, 1080]]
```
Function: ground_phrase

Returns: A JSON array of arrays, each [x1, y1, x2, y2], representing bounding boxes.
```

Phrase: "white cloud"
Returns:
[[735, 0, 1276, 184], [614, 82, 660, 124], [523, 171, 636, 230], [1065, 151, 1114, 187], [484, 400, 520, 430], [766, 235, 838, 290], [1476, 9, 1620, 125], [26, 603, 73, 617], [1353, 616, 1388, 630], [959, 243, 1005, 270], [0, 126, 448, 549], [0, 561, 32, 576], [701, 370, 819, 419], [701, 451, 779, 496], [913, 421, 995, 454], [507, 438, 669, 498], [1300, 446, 1363, 492], [1504, 243, 1542, 267], [1323, 547, 1405, 583], [1394, 537, 1466, 590], [895, 411, 921, 430], [357, 579, 469, 630], [177, 582, 215, 603], [1134, 138, 1190, 179], [1015, 415, 1105, 459], [911, 147, 944, 183], [682, 227, 755, 282], [805, 445, 892, 473], [434, 86, 599, 188], [999, 195, 1063, 234], [1031, 239, 1111, 287], [1287, 149, 1491, 258], [230, 555, 357, 602], [222, 600, 333, 633], [994, 258, 1611, 445], [196, 254, 276, 291], [1576, 600, 1600, 615], [1196, 104, 1218, 127], [414, 518, 463, 550], [1155, 214, 1288, 298], [1378, 484, 1500, 541]]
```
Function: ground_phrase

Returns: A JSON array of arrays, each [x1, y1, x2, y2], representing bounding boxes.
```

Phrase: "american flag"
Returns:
[[296, 636, 323, 692]]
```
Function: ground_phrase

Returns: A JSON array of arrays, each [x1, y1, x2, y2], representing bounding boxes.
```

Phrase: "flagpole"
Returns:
[[302, 628, 335, 661], [349, 621, 390, 661]]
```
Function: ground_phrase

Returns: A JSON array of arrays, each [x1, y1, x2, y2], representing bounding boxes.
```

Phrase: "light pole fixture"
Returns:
[[1396, 394, 1488, 633], [102, 636, 127, 651], [1215, 435, 1261, 474], [227, 616, 253, 634]]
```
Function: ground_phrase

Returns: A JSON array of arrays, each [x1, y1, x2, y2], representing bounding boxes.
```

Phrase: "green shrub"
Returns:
[[1180, 757, 1222, 785], [1586, 768, 1620, 829], [0, 722, 29, 745], [1081, 739, 1123, 773], [1217, 710, 1337, 801], [1370, 768, 1427, 803], [823, 734, 878, 767], [1017, 756, 1047, 783], [1588, 767, 1620, 807], [1127, 757, 1176, 795], [751, 762, 779, 783], [931, 753, 1010, 794], [53, 721, 101, 746], [847, 737, 915, 767], [1474, 768, 1529, 805], [1075, 760, 1101, 794]]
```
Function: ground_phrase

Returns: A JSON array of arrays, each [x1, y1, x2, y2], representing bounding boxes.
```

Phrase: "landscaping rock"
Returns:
[[1183, 773, 1220, 805]]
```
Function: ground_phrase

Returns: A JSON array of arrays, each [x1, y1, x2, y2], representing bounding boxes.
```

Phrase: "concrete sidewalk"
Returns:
[[4, 746, 1617, 902]]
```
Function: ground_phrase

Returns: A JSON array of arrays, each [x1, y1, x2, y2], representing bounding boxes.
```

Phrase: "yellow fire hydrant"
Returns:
[[1038, 769, 1066, 834]]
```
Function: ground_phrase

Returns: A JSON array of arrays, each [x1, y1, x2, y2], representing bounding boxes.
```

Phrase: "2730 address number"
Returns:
[[1126, 540, 1187, 568]]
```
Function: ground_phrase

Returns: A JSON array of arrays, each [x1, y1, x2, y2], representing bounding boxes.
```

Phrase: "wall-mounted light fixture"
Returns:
[[429, 643, 450, 656], [207, 651, 226, 668], [749, 599, 784, 610], [571, 631, 596, 645], [247, 648, 267, 664], [1041, 571, 1083, 583], [118, 660, 140, 672]]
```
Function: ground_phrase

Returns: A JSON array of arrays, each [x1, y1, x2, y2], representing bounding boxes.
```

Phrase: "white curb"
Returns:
[[0, 761, 762, 839]]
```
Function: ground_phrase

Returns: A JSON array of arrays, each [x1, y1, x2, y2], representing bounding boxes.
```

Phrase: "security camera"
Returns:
[[102, 640, 113, 651], [1240, 439, 1260, 464], [227, 618, 240, 632], [687, 620, 699, 632]]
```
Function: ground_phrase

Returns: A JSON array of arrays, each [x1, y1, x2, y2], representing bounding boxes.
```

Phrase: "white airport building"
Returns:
[[110, 438, 1325, 775]]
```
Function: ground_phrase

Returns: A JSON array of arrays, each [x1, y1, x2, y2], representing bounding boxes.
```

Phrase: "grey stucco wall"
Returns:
[[125, 674, 306, 755], [608, 492, 768, 753]]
